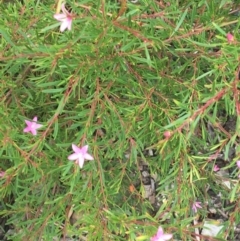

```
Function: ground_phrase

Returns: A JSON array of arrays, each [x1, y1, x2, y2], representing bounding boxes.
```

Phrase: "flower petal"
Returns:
[[151, 227, 173, 241], [77, 156, 85, 168], [0, 171, 5, 177], [68, 153, 79, 161], [81, 145, 88, 154], [162, 234, 173, 240], [66, 19, 72, 30], [54, 13, 67, 21], [213, 165, 220, 172], [72, 144, 81, 154], [60, 20, 69, 32], [237, 161, 240, 168], [61, 3, 70, 15], [31, 128, 37, 135], [24, 127, 30, 133], [25, 120, 32, 126], [84, 153, 94, 161], [198, 202, 202, 208], [157, 227, 164, 237], [34, 123, 43, 129]]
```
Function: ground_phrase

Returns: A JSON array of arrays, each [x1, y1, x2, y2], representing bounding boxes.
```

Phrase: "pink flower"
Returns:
[[236, 161, 240, 169], [68, 144, 94, 168], [0, 171, 5, 177], [54, 4, 73, 32], [150, 227, 172, 241], [226, 33, 234, 43], [192, 201, 202, 213], [24, 116, 43, 135], [164, 131, 171, 139], [213, 165, 220, 172]]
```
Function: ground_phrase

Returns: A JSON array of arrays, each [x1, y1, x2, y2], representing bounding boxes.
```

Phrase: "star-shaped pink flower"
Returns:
[[192, 201, 202, 213], [68, 144, 94, 168], [23, 116, 43, 135], [54, 3, 73, 32], [151, 227, 172, 241]]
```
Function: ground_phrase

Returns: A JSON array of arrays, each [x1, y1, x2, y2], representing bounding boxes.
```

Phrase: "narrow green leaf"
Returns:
[[0, 28, 16, 47], [212, 22, 227, 35], [171, 8, 188, 36], [42, 88, 65, 93], [40, 23, 61, 33]]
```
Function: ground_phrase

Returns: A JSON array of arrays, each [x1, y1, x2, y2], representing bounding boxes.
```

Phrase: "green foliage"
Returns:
[[0, 0, 239, 240]]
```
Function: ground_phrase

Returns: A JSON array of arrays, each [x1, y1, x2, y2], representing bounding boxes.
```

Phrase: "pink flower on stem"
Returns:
[[0, 171, 5, 177], [68, 144, 94, 168], [24, 116, 43, 135], [226, 33, 234, 43], [150, 227, 172, 241], [192, 201, 202, 213], [213, 165, 220, 172], [54, 3, 73, 32]]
